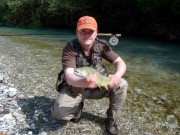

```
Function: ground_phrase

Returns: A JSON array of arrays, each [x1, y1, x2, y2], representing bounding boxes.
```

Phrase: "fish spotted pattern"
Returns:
[[74, 66, 111, 90]]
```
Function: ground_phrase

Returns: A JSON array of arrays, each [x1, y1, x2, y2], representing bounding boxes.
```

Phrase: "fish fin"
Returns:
[[105, 86, 109, 90], [97, 84, 102, 90]]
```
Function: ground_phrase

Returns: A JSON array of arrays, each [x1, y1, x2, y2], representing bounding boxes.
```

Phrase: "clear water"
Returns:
[[0, 26, 180, 124]]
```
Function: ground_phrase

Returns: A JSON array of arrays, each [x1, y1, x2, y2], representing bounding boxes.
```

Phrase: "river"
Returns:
[[0, 26, 180, 134]]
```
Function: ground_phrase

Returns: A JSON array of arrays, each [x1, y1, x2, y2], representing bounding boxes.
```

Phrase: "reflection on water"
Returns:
[[0, 26, 76, 42], [116, 37, 180, 72], [115, 37, 180, 126], [0, 26, 180, 125]]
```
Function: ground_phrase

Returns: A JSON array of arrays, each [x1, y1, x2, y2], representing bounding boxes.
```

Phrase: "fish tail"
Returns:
[[105, 84, 109, 90]]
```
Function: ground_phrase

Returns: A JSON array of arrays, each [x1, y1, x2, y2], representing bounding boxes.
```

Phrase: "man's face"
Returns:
[[76, 29, 97, 47]]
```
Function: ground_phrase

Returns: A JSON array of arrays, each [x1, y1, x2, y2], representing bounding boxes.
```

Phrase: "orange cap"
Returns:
[[76, 16, 97, 31]]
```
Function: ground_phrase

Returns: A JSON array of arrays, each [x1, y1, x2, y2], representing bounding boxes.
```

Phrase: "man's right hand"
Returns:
[[85, 74, 97, 88]]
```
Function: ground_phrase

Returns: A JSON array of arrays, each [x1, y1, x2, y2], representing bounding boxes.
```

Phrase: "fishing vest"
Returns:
[[70, 38, 107, 75], [56, 38, 108, 92]]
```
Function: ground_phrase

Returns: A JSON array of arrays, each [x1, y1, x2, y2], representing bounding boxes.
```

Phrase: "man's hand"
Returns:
[[86, 74, 97, 88], [108, 74, 121, 89]]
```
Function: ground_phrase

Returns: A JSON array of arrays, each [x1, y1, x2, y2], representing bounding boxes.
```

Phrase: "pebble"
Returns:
[[143, 132, 154, 135], [0, 36, 179, 135], [0, 74, 4, 83]]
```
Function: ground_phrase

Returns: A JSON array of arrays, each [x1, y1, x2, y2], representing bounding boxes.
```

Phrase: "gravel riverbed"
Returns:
[[0, 36, 179, 135]]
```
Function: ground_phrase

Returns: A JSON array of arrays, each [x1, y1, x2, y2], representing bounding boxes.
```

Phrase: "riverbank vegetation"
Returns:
[[0, 0, 180, 41]]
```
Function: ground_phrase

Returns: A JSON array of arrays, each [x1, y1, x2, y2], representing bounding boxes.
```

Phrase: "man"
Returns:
[[51, 16, 128, 135]]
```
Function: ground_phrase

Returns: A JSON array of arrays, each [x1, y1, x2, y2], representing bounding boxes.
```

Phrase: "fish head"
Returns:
[[74, 67, 90, 78]]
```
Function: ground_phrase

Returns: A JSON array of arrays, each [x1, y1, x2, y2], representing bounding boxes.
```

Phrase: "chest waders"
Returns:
[[56, 38, 108, 92]]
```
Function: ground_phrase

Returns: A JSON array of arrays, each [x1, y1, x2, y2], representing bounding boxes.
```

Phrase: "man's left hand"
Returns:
[[108, 74, 121, 89]]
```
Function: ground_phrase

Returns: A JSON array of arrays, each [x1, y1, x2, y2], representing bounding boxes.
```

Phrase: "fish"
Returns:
[[74, 66, 111, 90]]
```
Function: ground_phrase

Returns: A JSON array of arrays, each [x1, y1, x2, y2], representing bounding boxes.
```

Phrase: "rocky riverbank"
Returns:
[[0, 36, 179, 135]]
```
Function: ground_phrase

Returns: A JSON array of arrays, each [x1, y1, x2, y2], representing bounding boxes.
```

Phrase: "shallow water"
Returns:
[[0, 26, 180, 125]]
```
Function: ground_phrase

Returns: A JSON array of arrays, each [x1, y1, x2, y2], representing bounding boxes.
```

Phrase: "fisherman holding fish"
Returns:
[[51, 16, 128, 135]]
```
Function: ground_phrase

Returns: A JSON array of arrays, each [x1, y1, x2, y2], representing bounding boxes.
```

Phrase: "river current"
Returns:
[[0, 26, 180, 127]]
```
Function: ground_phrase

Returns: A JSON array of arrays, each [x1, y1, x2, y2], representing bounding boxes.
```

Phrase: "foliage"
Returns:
[[0, 0, 179, 38], [171, 0, 180, 15]]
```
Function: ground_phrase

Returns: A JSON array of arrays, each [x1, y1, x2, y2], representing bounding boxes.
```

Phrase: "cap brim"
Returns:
[[77, 25, 97, 31]]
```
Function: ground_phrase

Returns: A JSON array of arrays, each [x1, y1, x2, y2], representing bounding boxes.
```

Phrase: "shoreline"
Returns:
[[0, 36, 179, 135]]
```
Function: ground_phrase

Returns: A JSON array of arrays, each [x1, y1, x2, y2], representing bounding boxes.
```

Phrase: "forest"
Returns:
[[0, 0, 180, 41]]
